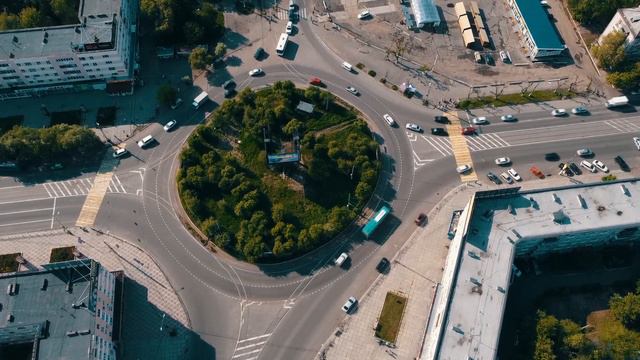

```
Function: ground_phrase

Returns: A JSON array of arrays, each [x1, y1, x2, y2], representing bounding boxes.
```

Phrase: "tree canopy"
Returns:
[[591, 31, 640, 91], [177, 81, 380, 262], [567, 0, 640, 30], [156, 84, 177, 106], [0, 0, 80, 30], [188, 47, 212, 70]]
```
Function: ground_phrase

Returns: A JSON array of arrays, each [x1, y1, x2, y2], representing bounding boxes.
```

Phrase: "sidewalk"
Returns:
[[0, 227, 192, 359], [317, 171, 633, 360]]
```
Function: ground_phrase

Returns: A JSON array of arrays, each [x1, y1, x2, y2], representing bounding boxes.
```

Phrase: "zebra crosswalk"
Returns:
[[42, 175, 127, 198], [275, 7, 308, 20], [231, 333, 272, 360], [604, 118, 640, 133], [420, 133, 511, 156]]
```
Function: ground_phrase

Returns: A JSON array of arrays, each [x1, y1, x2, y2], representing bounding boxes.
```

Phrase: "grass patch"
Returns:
[[0, 253, 20, 273], [602, 174, 617, 182], [0, 115, 24, 136], [50, 110, 83, 126], [368, 70, 377, 77], [96, 106, 117, 127], [50, 246, 76, 263], [375, 292, 408, 344], [457, 90, 575, 110]]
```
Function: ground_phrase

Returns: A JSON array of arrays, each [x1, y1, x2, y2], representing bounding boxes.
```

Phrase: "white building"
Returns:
[[421, 180, 640, 360], [598, 6, 640, 57], [0, 0, 137, 99]]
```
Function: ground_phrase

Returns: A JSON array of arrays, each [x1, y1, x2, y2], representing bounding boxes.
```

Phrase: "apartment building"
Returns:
[[599, 6, 640, 57]]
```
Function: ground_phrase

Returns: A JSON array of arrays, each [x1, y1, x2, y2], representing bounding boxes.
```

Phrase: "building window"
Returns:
[[102, 55, 109, 58], [108, 67, 115, 71], [105, 61, 113, 64], [79, 57, 86, 60]]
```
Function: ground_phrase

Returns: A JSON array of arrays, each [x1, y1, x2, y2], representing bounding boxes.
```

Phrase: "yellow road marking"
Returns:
[[445, 111, 478, 182], [76, 172, 113, 227]]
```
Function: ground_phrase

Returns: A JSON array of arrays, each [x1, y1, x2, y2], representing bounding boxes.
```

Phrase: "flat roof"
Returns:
[[513, 0, 564, 50], [0, 263, 95, 358], [438, 180, 640, 359]]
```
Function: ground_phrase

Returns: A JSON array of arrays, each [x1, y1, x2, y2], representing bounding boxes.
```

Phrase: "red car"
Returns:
[[309, 77, 322, 86], [461, 126, 476, 135]]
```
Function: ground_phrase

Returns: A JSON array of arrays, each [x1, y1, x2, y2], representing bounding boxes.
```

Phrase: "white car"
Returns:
[[286, 21, 293, 34], [501, 114, 516, 122], [633, 137, 640, 150], [571, 106, 588, 114], [580, 160, 597, 173], [357, 9, 371, 19], [335, 252, 349, 267], [576, 148, 592, 157], [137, 134, 154, 148], [499, 50, 510, 63], [342, 296, 358, 313], [592, 160, 609, 173], [163, 120, 177, 132], [495, 157, 511, 166], [471, 116, 488, 125], [456, 164, 471, 174], [500, 172, 514, 184], [345, 86, 359, 95], [551, 109, 567, 116], [248, 68, 263, 76], [507, 168, 521, 181], [383, 114, 396, 127], [170, 98, 183, 110], [406, 123, 422, 133], [112, 147, 128, 158]]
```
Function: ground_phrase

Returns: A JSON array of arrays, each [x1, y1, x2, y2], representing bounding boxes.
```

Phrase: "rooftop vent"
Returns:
[[470, 277, 482, 286], [12, 35, 18, 43], [468, 251, 481, 260], [497, 286, 506, 293], [621, 184, 630, 196], [552, 210, 569, 224], [552, 193, 561, 204], [577, 194, 586, 208], [9, 53, 14, 58], [529, 197, 538, 209], [597, 205, 606, 211], [617, 210, 623, 216], [452, 325, 464, 335], [507, 204, 515, 215], [44, 31, 48, 38]]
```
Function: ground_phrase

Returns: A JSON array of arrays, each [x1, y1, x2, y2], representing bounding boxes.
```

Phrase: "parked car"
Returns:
[[254, 47, 265, 60], [571, 106, 588, 114], [495, 157, 511, 166], [508, 168, 522, 181], [576, 148, 592, 157], [434, 115, 449, 124], [415, 213, 427, 225], [456, 164, 471, 174], [500, 172, 514, 184], [615, 156, 630, 172], [163, 120, 177, 132], [499, 50, 510, 63], [472, 116, 488, 125], [113, 147, 128, 158], [461, 126, 476, 135], [487, 171, 501, 184], [248, 68, 263, 76], [345, 86, 359, 96], [592, 160, 608, 173], [286, 21, 293, 34], [530, 166, 545, 179], [431, 127, 447, 136], [474, 51, 482, 63], [569, 162, 581, 175], [580, 160, 596, 173], [551, 109, 567, 116], [406, 123, 423, 133], [383, 114, 396, 127], [341, 62, 353, 72], [342, 296, 358, 313], [335, 252, 349, 267], [376, 258, 391, 273], [485, 53, 494, 65], [170, 98, 183, 110], [357, 9, 371, 19], [633, 137, 640, 150], [545, 152, 560, 161], [501, 114, 516, 122], [222, 79, 236, 89]]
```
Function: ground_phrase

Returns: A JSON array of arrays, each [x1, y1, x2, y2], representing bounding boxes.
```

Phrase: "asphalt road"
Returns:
[[1, 4, 639, 359]]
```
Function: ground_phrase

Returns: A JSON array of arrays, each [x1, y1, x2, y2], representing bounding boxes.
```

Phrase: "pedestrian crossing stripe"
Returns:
[[277, 8, 308, 20], [42, 175, 127, 198], [75, 172, 114, 227], [421, 133, 511, 156], [445, 111, 478, 182]]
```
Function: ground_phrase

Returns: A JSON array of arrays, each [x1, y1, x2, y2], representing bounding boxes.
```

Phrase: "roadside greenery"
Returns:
[[0, 124, 104, 169], [0, 0, 79, 30], [567, 0, 640, 31], [50, 246, 76, 263], [177, 81, 380, 262], [457, 90, 575, 110], [375, 292, 408, 344], [140, 0, 224, 46], [188, 47, 213, 70], [0, 253, 19, 273], [156, 84, 178, 106], [591, 31, 640, 91]]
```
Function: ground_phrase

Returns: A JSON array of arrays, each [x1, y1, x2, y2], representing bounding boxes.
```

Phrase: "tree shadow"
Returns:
[[225, 55, 243, 67], [223, 30, 249, 51]]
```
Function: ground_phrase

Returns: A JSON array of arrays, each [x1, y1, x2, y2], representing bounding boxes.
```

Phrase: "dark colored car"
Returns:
[[222, 79, 236, 89], [254, 47, 265, 60], [224, 89, 236, 98], [487, 171, 501, 185], [485, 53, 494, 65], [569, 162, 581, 175], [545, 152, 560, 161], [415, 213, 427, 225], [376, 258, 390, 273], [431, 127, 447, 136], [461, 126, 476, 135], [434, 116, 449, 124], [615, 155, 630, 172]]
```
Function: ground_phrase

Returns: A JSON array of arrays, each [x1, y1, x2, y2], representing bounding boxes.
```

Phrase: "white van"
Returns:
[[286, 21, 293, 34], [137, 135, 154, 148], [335, 252, 349, 267], [192, 91, 209, 109], [580, 160, 596, 173], [341, 61, 353, 72], [474, 51, 483, 63]]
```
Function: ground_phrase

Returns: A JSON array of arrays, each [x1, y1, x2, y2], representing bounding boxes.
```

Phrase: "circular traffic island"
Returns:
[[178, 81, 381, 263]]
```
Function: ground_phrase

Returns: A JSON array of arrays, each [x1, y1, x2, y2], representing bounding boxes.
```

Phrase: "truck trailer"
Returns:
[[605, 96, 629, 108]]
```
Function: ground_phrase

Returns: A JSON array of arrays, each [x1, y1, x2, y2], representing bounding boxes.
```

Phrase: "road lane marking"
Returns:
[[492, 133, 511, 146], [237, 333, 272, 343], [0, 219, 51, 227], [232, 349, 261, 359], [235, 341, 267, 352], [604, 120, 626, 132], [0, 207, 53, 216], [50, 197, 56, 229], [421, 136, 450, 156], [619, 118, 640, 131], [480, 134, 500, 147], [61, 181, 72, 196], [114, 174, 126, 193], [42, 184, 53, 197], [54, 182, 65, 197], [76, 172, 113, 227], [0, 185, 26, 190]]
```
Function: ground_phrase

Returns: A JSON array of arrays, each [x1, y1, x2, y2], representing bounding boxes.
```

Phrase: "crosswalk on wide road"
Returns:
[[42, 175, 127, 198], [420, 133, 511, 157]]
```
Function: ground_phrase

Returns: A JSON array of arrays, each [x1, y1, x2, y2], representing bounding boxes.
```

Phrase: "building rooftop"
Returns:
[[0, 0, 122, 59], [620, 6, 640, 38], [513, 0, 564, 50], [0, 259, 97, 359], [437, 180, 640, 359], [410, 0, 440, 27]]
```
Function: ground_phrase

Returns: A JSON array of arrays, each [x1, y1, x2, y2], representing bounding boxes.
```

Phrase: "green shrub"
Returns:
[[356, 63, 365, 69], [379, 78, 387, 84], [602, 174, 617, 182], [368, 70, 376, 77], [391, 85, 398, 91]]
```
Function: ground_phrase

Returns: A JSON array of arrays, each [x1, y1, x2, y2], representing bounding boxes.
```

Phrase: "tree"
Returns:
[[214, 42, 227, 59], [568, 0, 640, 29], [591, 31, 628, 71], [156, 84, 177, 106], [607, 63, 640, 91], [51, 0, 78, 24], [183, 21, 204, 44], [189, 47, 212, 69], [19, 7, 43, 28], [0, 11, 20, 30], [610, 291, 640, 329], [283, 119, 303, 136]]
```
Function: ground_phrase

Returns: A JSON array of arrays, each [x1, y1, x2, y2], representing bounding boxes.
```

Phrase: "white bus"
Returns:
[[276, 33, 288, 56]]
